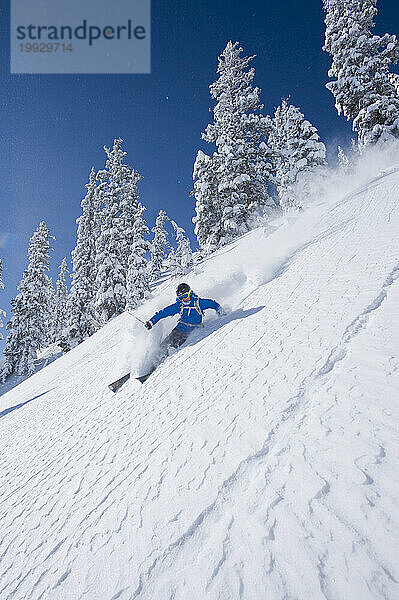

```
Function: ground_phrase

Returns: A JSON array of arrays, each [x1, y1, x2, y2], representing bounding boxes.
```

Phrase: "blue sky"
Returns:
[[1, 0, 398, 352]]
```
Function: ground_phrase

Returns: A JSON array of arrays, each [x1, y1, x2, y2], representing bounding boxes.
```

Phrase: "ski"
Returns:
[[108, 373, 130, 393], [136, 367, 156, 384], [108, 366, 156, 392]]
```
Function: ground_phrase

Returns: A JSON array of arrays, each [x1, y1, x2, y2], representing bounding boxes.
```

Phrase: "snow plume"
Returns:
[[117, 311, 148, 376], [119, 305, 177, 378], [284, 138, 399, 216]]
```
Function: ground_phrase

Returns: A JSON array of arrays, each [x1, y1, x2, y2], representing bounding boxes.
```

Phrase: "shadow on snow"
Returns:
[[181, 305, 265, 350], [0, 389, 53, 419]]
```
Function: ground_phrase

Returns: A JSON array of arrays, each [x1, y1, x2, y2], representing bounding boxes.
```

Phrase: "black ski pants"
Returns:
[[161, 327, 189, 350]]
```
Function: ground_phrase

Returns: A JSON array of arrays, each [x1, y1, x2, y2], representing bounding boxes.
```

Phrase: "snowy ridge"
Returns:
[[0, 165, 399, 599]]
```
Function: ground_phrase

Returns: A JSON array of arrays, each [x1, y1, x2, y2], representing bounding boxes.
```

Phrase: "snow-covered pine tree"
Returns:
[[166, 246, 177, 274], [95, 140, 128, 323], [0, 259, 5, 339], [323, 0, 399, 146], [120, 167, 143, 274], [193, 41, 275, 251], [95, 139, 142, 323], [126, 203, 151, 310], [1, 222, 53, 380], [64, 167, 100, 350], [47, 276, 56, 342], [53, 258, 69, 342], [192, 151, 224, 256], [170, 220, 193, 277], [148, 209, 169, 282], [337, 145, 350, 173], [388, 72, 399, 96], [268, 99, 327, 211]]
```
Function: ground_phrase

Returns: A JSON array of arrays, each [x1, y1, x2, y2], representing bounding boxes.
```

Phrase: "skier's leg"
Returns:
[[161, 327, 188, 352], [170, 328, 189, 348]]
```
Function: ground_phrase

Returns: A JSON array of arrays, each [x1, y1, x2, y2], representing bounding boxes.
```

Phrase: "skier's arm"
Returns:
[[148, 301, 180, 326], [199, 298, 225, 315]]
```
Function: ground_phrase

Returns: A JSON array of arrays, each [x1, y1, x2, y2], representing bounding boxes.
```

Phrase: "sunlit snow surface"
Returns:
[[1, 157, 399, 599]]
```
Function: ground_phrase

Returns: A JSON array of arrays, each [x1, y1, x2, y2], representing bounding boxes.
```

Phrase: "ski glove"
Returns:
[[218, 307, 227, 317], [145, 321, 153, 330]]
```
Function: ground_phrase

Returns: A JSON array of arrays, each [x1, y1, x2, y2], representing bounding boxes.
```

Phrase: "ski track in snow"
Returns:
[[0, 169, 398, 599]]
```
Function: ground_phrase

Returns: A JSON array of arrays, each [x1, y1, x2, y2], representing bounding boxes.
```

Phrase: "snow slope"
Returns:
[[1, 164, 399, 600]]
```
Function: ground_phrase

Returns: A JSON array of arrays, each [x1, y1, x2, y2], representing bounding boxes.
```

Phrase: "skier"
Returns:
[[108, 283, 224, 391], [145, 282, 225, 351]]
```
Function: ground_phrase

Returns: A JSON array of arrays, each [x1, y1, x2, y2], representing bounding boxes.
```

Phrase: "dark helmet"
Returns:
[[176, 282, 191, 298]]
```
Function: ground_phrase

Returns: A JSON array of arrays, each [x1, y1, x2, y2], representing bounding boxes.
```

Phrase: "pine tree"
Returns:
[[170, 221, 193, 277], [95, 139, 145, 323], [166, 246, 176, 273], [148, 210, 169, 282], [53, 258, 69, 341], [323, 0, 399, 146], [120, 167, 143, 274], [337, 145, 350, 173], [64, 167, 100, 349], [95, 140, 128, 323], [47, 276, 56, 342], [0, 259, 5, 340], [1, 222, 53, 380], [126, 204, 151, 310], [388, 72, 399, 96], [268, 99, 327, 211], [193, 41, 275, 252], [192, 151, 224, 255]]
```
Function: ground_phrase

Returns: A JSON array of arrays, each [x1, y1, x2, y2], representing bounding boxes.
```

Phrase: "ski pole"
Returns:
[[126, 310, 147, 326]]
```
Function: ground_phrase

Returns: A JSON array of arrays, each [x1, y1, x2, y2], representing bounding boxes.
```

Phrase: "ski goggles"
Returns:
[[177, 291, 191, 301]]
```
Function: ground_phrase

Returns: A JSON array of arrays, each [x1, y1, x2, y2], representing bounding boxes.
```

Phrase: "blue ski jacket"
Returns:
[[149, 292, 222, 333]]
